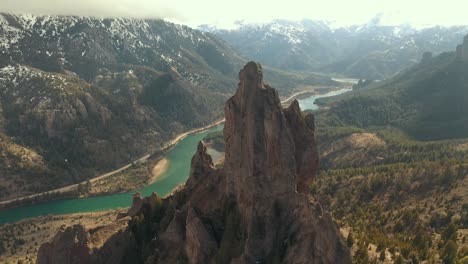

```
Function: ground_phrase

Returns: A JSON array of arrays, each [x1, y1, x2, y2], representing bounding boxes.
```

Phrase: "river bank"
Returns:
[[0, 118, 225, 210], [149, 158, 170, 184], [0, 82, 349, 210]]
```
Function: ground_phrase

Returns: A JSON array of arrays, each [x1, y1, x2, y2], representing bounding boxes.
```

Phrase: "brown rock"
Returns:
[[221, 62, 349, 263], [126, 192, 144, 217], [185, 207, 218, 264], [37, 225, 92, 264], [284, 100, 319, 194], [224, 61, 297, 203], [37, 219, 131, 264], [186, 140, 215, 190]]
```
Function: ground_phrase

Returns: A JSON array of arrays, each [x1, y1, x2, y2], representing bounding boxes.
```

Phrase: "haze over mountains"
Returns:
[[202, 19, 468, 79]]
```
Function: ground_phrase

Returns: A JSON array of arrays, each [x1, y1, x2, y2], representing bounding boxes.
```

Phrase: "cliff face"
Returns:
[[37, 62, 350, 264], [463, 35, 468, 61], [456, 34, 468, 62]]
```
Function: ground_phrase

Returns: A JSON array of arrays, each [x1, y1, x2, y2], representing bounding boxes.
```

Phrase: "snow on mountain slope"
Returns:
[[202, 19, 468, 79]]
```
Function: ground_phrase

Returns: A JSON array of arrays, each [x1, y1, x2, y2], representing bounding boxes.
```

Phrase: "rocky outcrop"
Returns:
[[220, 61, 348, 263], [284, 100, 319, 194], [456, 34, 468, 62], [185, 207, 218, 263], [37, 219, 132, 264], [117, 192, 162, 219], [37, 62, 350, 264], [186, 140, 215, 190], [37, 225, 93, 264]]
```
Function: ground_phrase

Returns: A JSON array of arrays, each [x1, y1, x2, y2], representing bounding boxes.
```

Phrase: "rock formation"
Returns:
[[37, 219, 133, 264], [284, 100, 319, 194], [38, 62, 351, 264], [456, 34, 468, 62], [186, 140, 215, 190], [463, 35, 468, 61]]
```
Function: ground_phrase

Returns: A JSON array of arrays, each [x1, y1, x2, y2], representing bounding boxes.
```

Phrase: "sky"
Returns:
[[1, 0, 468, 29]]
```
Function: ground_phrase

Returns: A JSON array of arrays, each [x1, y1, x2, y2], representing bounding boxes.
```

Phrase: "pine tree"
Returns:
[[347, 231, 354, 247]]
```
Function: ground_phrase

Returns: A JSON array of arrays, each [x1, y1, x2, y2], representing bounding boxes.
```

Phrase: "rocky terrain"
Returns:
[[0, 210, 126, 264], [36, 62, 350, 263], [202, 19, 468, 79], [0, 13, 334, 201]]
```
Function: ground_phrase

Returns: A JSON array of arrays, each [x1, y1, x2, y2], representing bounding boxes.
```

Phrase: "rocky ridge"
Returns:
[[37, 62, 350, 264]]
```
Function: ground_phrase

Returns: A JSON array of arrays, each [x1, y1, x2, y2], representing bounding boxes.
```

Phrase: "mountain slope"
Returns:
[[0, 14, 334, 201], [204, 19, 468, 79], [316, 36, 468, 141]]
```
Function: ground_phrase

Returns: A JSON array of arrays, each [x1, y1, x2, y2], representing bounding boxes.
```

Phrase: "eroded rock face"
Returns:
[[37, 220, 131, 264], [220, 62, 348, 263], [224, 61, 297, 207], [37, 62, 350, 264], [284, 100, 319, 194], [37, 225, 92, 264], [186, 140, 215, 190]]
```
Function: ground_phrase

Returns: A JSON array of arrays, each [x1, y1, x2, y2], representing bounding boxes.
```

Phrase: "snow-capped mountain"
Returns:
[[202, 19, 468, 79]]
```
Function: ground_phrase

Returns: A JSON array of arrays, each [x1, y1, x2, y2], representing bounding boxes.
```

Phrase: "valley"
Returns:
[[0, 84, 350, 223], [0, 6, 468, 264], [0, 84, 352, 263], [0, 13, 335, 203]]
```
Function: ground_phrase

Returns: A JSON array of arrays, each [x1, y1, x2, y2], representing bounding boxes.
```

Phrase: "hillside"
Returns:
[[0, 14, 333, 201], [309, 36, 468, 263], [316, 37, 468, 141], [202, 19, 468, 79]]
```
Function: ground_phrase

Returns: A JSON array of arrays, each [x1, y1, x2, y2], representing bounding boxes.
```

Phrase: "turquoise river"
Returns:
[[0, 88, 350, 224]]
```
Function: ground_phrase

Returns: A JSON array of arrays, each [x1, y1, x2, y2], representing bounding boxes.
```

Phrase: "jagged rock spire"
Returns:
[[223, 61, 297, 203], [221, 62, 348, 262], [284, 99, 319, 193], [186, 140, 214, 189]]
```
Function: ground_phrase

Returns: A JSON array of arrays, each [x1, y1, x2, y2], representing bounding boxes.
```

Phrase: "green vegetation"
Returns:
[[204, 130, 225, 152], [316, 52, 468, 141], [312, 120, 468, 263], [310, 51, 468, 261]]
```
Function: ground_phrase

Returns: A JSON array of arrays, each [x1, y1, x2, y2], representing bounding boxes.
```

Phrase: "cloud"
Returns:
[[1, 0, 467, 28], [1, 0, 183, 20]]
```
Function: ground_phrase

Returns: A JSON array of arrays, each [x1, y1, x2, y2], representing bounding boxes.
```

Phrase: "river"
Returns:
[[0, 88, 350, 224]]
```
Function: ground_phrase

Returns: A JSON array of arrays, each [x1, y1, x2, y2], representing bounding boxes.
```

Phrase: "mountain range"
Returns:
[[202, 19, 468, 79]]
